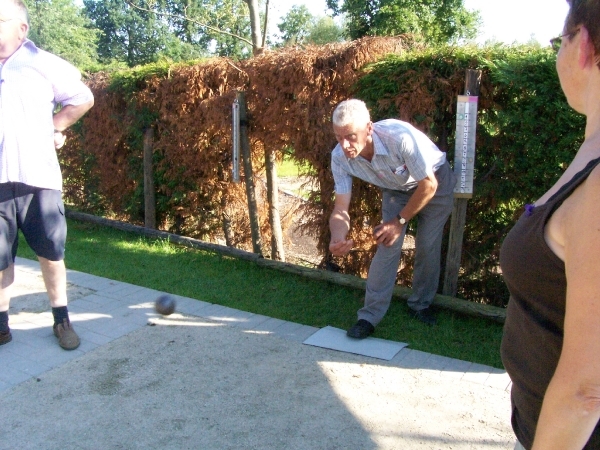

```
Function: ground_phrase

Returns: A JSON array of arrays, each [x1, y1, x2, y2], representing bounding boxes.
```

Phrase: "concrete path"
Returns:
[[0, 257, 515, 449]]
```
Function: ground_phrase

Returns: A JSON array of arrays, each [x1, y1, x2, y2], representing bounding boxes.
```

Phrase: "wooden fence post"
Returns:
[[265, 147, 285, 261], [143, 127, 156, 229], [237, 91, 263, 255], [442, 69, 481, 297]]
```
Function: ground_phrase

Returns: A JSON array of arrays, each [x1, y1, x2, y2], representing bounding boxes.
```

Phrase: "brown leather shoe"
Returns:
[[0, 329, 12, 345], [53, 319, 80, 350]]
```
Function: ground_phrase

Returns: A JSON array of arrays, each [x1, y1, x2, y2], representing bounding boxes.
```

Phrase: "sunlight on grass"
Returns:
[[277, 152, 316, 178], [277, 157, 300, 177], [115, 237, 179, 254]]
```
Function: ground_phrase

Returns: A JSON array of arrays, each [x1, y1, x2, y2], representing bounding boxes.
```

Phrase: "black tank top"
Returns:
[[500, 157, 600, 450]]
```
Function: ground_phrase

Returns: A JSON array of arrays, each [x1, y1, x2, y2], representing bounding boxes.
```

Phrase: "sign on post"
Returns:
[[443, 69, 481, 297], [232, 98, 240, 183], [453, 95, 478, 198]]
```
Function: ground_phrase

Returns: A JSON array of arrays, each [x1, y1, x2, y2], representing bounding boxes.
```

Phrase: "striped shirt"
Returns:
[[0, 39, 94, 190], [331, 119, 447, 195]]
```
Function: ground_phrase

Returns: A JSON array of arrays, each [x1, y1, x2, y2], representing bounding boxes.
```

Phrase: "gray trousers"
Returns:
[[357, 161, 456, 326]]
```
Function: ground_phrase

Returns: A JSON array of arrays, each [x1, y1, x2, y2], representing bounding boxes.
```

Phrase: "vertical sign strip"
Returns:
[[453, 95, 478, 198], [232, 98, 240, 183]]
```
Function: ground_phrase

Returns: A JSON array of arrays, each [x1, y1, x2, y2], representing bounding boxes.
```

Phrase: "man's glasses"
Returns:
[[550, 28, 581, 52]]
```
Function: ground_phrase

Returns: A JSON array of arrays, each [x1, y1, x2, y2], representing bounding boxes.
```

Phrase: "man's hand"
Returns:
[[54, 131, 66, 149], [329, 239, 354, 257], [373, 219, 404, 247]]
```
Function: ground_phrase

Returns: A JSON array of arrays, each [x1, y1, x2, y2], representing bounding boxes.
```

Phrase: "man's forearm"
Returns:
[[398, 176, 436, 220], [329, 210, 350, 242], [53, 101, 94, 131]]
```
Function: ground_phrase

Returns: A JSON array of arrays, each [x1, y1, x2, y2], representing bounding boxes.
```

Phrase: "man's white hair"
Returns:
[[332, 99, 371, 127]]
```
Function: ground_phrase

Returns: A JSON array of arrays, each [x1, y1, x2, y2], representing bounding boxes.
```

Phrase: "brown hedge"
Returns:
[[62, 36, 412, 261]]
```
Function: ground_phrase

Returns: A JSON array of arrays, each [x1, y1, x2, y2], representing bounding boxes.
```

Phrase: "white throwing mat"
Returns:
[[303, 326, 408, 360]]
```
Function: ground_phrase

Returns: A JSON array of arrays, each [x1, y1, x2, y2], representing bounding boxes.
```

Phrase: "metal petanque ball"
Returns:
[[155, 294, 176, 315]]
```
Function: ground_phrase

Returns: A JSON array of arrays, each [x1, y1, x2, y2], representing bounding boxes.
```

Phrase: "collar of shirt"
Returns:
[[3, 39, 32, 67], [346, 131, 389, 162]]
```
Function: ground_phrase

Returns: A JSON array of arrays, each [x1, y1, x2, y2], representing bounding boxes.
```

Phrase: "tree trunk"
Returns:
[[143, 127, 156, 229], [237, 91, 263, 255], [265, 147, 285, 261], [261, 0, 269, 49], [244, 0, 263, 55], [218, 166, 234, 247]]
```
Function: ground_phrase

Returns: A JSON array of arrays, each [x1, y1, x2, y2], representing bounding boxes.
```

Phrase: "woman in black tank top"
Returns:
[[499, 1, 600, 449]]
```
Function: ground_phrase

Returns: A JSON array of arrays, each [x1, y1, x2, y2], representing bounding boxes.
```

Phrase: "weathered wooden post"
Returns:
[[237, 91, 263, 255], [235, 96, 283, 260], [442, 69, 481, 297], [265, 147, 285, 261], [143, 127, 156, 229]]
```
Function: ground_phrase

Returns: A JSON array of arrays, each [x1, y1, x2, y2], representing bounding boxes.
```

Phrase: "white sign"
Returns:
[[232, 98, 240, 183], [453, 95, 478, 198]]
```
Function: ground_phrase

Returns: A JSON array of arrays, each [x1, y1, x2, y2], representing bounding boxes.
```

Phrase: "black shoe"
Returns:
[[347, 319, 375, 339], [0, 329, 12, 345], [411, 307, 437, 326]]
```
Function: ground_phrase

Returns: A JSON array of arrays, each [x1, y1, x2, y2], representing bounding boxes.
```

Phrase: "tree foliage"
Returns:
[[23, 0, 417, 67], [158, 0, 256, 57], [210, 0, 254, 57], [276, 5, 313, 46], [326, 0, 480, 44], [83, 0, 202, 67], [306, 16, 346, 45], [276, 5, 346, 47], [25, 0, 99, 69]]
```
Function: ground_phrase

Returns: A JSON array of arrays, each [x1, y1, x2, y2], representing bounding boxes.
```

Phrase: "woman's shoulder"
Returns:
[[578, 158, 600, 193], [562, 158, 600, 226]]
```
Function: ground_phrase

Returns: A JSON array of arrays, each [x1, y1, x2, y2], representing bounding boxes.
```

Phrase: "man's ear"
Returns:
[[17, 22, 28, 41], [578, 26, 596, 69]]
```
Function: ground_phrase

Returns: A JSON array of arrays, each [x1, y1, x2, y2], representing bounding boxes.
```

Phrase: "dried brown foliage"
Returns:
[[63, 36, 412, 267]]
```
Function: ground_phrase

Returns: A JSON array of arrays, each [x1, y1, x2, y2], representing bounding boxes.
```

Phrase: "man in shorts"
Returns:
[[0, 0, 94, 349]]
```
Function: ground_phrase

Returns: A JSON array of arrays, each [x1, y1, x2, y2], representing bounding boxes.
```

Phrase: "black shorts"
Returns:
[[0, 182, 66, 271]]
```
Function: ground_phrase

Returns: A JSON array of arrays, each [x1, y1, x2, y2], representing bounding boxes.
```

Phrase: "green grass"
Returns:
[[17, 219, 504, 369], [277, 157, 301, 177], [277, 154, 316, 178]]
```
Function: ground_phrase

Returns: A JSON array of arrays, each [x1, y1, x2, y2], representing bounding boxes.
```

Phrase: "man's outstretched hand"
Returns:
[[329, 239, 354, 257]]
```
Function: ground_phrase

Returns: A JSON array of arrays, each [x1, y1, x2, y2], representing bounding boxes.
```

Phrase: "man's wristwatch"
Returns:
[[397, 214, 406, 225]]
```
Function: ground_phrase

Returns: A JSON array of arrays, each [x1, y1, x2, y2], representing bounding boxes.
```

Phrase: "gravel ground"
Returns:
[[1, 269, 515, 450]]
